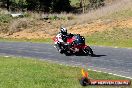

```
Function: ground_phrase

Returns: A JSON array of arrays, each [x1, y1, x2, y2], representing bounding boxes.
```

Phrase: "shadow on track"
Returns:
[[71, 53, 107, 57], [91, 54, 107, 57]]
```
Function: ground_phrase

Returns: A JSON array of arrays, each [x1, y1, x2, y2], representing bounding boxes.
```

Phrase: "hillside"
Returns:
[[0, 0, 132, 47]]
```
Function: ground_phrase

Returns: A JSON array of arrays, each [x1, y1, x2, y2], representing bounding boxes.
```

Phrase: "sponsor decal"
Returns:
[[80, 69, 131, 86]]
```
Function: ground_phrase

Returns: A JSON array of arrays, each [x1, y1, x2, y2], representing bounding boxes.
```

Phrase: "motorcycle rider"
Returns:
[[54, 27, 72, 53]]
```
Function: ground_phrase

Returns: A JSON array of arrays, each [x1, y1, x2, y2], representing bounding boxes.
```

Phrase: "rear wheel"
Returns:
[[83, 46, 94, 56]]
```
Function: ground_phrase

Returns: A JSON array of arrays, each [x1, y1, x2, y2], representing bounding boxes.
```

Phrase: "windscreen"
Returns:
[[74, 35, 85, 44]]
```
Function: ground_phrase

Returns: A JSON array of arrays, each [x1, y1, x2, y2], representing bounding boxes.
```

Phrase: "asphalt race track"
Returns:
[[0, 42, 132, 78]]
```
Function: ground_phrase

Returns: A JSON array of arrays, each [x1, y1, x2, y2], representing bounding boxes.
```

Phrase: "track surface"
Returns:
[[0, 42, 132, 78]]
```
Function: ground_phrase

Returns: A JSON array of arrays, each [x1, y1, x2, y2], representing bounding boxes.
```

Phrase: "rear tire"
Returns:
[[84, 47, 94, 56], [89, 47, 94, 56]]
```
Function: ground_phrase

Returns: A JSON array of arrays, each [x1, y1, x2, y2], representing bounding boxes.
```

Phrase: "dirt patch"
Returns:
[[0, 19, 67, 39], [0, 18, 132, 39], [68, 18, 132, 36]]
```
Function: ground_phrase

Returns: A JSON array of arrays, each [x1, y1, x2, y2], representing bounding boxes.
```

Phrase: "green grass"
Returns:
[[1, 27, 132, 48], [86, 28, 132, 48], [1, 28, 132, 48], [0, 56, 131, 88], [70, 0, 80, 6], [0, 38, 52, 43], [0, 14, 12, 23], [70, 0, 89, 8]]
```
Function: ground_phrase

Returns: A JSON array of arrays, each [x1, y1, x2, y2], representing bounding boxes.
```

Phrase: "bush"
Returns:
[[8, 18, 31, 34], [89, 0, 105, 9], [0, 14, 12, 23]]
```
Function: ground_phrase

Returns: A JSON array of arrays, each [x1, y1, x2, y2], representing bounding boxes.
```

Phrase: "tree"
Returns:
[[0, 0, 71, 13], [80, 0, 82, 8], [26, 0, 40, 11], [39, 0, 52, 12], [0, 0, 10, 11], [8, 0, 27, 11], [7, 0, 10, 11], [51, 0, 71, 12], [89, 0, 105, 9], [79, 0, 87, 13]]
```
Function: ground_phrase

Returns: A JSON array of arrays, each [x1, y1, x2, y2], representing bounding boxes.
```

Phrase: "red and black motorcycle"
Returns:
[[53, 34, 94, 56]]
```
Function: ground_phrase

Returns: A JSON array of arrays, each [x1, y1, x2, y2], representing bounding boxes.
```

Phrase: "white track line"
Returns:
[[56, 61, 132, 80], [1, 54, 132, 80], [88, 68, 132, 80], [93, 45, 132, 49]]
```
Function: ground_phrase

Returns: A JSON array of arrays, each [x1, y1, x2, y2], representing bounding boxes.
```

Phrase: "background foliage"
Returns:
[[0, 0, 105, 13]]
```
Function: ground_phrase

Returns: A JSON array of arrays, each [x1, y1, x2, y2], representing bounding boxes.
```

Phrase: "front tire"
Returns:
[[64, 50, 71, 56]]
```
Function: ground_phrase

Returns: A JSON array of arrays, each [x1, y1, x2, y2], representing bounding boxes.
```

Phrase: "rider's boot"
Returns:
[[55, 43, 63, 53]]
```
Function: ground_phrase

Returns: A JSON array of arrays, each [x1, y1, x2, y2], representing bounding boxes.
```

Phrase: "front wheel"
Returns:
[[64, 51, 71, 56], [83, 46, 94, 56]]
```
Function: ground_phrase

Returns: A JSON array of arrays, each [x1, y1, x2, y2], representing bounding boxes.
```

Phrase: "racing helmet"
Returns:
[[60, 27, 67, 35]]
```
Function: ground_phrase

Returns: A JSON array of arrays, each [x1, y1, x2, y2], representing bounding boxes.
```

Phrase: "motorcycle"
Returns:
[[53, 34, 94, 56]]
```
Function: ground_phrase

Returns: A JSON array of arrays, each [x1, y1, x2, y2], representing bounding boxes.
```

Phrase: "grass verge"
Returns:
[[86, 28, 132, 48], [0, 28, 132, 48], [0, 56, 131, 88], [0, 38, 52, 43], [1, 27, 132, 48]]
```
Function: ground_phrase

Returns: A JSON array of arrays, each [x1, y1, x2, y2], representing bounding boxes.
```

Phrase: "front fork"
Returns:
[[54, 43, 61, 51]]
